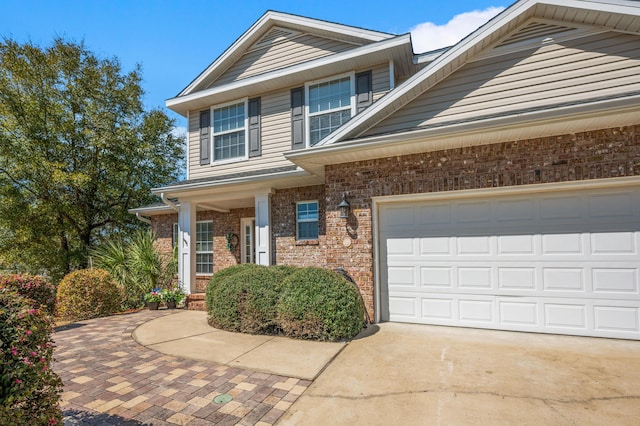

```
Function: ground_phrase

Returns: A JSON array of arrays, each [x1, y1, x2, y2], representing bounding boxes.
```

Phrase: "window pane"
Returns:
[[309, 77, 350, 113], [309, 109, 351, 145], [213, 102, 245, 133], [297, 221, 319, 240], [214, 131, 245, 161]]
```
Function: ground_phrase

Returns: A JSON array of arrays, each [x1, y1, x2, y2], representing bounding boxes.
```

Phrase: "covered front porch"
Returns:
[[131, 166, 323, 296]]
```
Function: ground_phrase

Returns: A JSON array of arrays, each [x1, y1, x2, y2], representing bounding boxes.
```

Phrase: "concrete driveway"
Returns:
[[279, 323, 640, 425]]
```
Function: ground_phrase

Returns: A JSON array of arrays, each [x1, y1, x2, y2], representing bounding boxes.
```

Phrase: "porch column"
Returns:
[[178, 200, 196, 294], [254, 191, 272, 266]]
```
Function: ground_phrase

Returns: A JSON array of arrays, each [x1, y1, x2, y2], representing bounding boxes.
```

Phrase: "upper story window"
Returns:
[[213, 101, 247, 162], [291, 71, 371, 150], [199, 97, 261, 166], [307, 76, 353, 146]]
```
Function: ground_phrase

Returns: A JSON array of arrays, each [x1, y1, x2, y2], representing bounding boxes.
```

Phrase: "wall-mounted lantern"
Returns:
[[338, 193, 350, 219]]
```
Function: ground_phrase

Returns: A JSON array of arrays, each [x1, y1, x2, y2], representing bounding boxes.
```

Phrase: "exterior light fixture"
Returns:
[[338, 193, 350, 219]]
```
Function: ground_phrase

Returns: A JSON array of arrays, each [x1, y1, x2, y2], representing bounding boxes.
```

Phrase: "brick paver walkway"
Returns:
[[53, 310, 310, 425]]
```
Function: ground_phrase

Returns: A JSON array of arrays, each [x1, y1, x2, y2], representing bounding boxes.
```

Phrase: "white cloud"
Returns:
[[410, 6, 505, 53], [171, 126, 187, 139]]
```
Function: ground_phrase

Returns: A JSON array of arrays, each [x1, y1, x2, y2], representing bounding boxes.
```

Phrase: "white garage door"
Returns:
[[379, 185, 640, 340]]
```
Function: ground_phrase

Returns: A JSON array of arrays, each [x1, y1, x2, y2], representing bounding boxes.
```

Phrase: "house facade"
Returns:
[[131, 0, 640, 340]]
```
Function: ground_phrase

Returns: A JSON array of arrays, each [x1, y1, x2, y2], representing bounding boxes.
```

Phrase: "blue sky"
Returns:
[[1, 0, 509, 130]]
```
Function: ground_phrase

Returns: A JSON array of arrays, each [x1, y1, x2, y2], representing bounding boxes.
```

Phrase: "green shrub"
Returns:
[[206, 264, 290, 334], [92, 229, 178, 309], [0, 274, 56, 315], [277, 267, 365, 341], [0, 287, 63, 425], [56, 268, 123, 321]]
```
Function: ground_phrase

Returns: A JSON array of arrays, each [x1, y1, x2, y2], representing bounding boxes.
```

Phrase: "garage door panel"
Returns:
[[594, 305, 639, 333], [591, 232, 636, 254], [592, 268, 637, 293], [499, 300, 539, 326], [544, 303, 588, 329], [381, 185, 640, 340]]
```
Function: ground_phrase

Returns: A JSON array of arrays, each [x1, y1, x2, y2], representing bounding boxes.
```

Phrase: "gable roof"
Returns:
[[315, 0, 640, 146], [178, 10, 395, 97]]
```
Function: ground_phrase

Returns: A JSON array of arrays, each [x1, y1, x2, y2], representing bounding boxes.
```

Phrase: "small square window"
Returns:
[[296, 201, 319, 240]]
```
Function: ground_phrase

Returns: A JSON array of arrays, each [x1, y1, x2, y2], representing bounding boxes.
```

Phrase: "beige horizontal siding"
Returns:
[[188, 88, 293, 180], [188, 63, 392, 180], [212, 34, 357, 87], [365, 32, 640, 136]]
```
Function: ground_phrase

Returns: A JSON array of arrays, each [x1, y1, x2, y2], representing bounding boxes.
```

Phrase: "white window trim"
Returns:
[[304, 72, 356, 147], [240, 217, 255, 264], [296, 200, 319, 241], [195, 220, 214, 276], [172, 223, 179, 249], [210, 97, 249, 165]]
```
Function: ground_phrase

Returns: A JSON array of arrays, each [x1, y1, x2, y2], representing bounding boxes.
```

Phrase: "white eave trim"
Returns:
[[180, 11, 394, 97], [151, 168, 310, 195], [167, 35, 411, 114], [128, 205, 176, 215], [285, 94, 640, 164]]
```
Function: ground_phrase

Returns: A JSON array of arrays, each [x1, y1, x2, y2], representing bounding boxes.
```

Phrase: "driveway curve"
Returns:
[[53, 310, 311, 425]]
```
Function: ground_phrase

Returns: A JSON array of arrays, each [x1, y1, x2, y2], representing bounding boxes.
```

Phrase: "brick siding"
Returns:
[[151, 125, 640, 320], [324, 125, 640, 319], [272, 185, 327, 268]]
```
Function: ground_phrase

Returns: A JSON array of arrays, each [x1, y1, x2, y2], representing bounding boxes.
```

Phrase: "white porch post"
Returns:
[[178, 200, 196, 294], [254, 191, 272, 266]]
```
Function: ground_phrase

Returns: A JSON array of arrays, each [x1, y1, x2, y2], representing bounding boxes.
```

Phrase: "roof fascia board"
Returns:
[[167, 34, 411, 114], [151, 168, 310, 195], [179, 11, 394, 97], [317, 0, 640, 146], [286, 94, 640, 165]]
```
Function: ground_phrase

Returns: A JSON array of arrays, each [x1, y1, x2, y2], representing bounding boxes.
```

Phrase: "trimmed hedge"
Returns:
[[0, 274, 56, 315], [206, 265, 365, 341], [277, 267, 365, 341], [0, 287, 63, 425], [56, 268, 123, 322], [206, 264, 293, 334]]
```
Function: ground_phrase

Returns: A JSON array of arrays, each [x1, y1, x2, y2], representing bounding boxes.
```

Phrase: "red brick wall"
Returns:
[[151, 208, 255, 293], [324, 125, 640, 319], [150, 214, 178, 258], [272, 185, 327, 268]]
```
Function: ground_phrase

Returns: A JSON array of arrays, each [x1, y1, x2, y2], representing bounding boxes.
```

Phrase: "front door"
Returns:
[[241, 217, 256, 264]]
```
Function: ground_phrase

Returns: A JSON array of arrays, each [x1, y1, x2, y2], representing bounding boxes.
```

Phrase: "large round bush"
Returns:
[[277, 267, 365, 341], [206, 264, 293, 334], [0, 274, 57, 315], [0, 287, 62, 425], [56, 268, 123, 321]]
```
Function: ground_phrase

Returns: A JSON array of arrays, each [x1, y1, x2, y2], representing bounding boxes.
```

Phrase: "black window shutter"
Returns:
[[290, 87, 305, 150], [199, 109, 210, 165], [355, 71, 373, 113], [248, 97, 261, 158]]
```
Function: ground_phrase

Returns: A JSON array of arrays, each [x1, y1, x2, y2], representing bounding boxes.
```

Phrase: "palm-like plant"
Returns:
[[92, 229, 177, 308]]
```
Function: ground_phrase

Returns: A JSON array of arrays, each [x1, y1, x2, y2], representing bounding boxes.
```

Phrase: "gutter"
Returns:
[[135, 212, 152, 225], [161, 193, 179, 211]]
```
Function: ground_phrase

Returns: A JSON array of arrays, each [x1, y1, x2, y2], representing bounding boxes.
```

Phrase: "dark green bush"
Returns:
[[56, 268, 123, 321], [0, 274, 56, 315], [0, 287, 63, 425], [207, 264, 292, 334], [277, 267, 365, 341], [206, 264, 364, 341]]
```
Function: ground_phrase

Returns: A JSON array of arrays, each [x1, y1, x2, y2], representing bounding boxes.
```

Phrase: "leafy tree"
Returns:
[[0, 38, 184, 280]]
